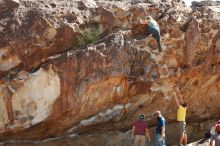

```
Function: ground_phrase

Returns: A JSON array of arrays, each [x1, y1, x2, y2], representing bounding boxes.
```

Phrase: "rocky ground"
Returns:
[[0, 0, 220, 145]]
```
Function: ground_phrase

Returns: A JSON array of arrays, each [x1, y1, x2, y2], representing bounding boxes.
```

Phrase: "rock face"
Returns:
[[0, 0, 220, 145]]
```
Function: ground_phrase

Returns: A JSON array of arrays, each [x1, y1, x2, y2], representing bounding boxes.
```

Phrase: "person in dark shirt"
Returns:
[[132, 114, 151, 146], [154, 111, 166, 146]]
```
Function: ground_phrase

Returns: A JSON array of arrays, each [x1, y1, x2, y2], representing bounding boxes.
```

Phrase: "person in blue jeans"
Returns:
[[140, 16, 162, 52], [154, 110, 166, 146]]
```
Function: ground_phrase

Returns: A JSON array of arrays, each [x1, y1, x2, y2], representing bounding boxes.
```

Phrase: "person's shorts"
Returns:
[[210, 133, 220, 145], [178, 121, 186, 134]]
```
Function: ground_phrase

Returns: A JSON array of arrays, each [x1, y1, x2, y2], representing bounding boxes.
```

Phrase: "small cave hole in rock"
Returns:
[[50, 3, 56, 8]]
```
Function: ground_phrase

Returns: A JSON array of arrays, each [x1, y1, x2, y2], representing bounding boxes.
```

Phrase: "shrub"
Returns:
[[74, 29, 100, 49]]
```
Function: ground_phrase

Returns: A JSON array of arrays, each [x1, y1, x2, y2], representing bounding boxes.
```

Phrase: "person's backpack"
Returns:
[[216, 124, 220, 133]]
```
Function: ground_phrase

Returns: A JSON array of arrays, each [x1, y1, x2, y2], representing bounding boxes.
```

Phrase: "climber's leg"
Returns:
[[146, 27, 154, 37], [183, 132, 187, 145], [153, 29, 162, 52]]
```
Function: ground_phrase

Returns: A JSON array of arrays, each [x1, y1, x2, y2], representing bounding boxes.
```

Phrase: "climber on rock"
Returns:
[[173, 88, 188, 146], [210, 120, 220, 146], [132, 114, 151, 146], [140, 16, 162, 52]]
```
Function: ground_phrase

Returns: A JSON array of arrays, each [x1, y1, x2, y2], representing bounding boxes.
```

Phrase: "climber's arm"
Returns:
[[145, 128, 151, 141], [132, 126, 135, 139], [173, 91, 180, 107], [140, 19, 148, 24], [161, 125, 165, 139]]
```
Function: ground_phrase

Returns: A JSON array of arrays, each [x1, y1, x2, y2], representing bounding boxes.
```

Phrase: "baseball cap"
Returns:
[[139, 114, 145, 120]]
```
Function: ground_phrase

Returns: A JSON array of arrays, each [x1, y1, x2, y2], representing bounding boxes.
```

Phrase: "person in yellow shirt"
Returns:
[[173, 90, 187, 146]]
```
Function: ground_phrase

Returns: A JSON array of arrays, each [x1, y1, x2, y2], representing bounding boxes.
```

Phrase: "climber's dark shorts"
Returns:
[[177, 121, 186, 135], [211, 133, 220, 145], [146, 27, 162, 51]]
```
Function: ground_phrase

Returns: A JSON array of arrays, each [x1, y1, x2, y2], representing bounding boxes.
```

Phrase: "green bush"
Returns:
[[74, 29, 100, 49]]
